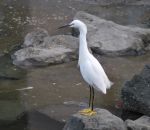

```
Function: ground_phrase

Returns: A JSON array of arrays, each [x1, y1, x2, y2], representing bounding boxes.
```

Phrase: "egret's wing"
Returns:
[[89, 54, 113, 89], [80, 59, 107, 94]]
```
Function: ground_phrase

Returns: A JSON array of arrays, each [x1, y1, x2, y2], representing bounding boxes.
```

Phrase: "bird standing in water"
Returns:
[[59, 20, 113, 116]]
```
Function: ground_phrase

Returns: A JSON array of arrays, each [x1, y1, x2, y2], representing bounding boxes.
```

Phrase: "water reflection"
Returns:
[[0, 0, 30, 53]]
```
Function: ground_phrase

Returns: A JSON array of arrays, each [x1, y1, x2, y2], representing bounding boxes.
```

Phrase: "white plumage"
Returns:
[[70, 20, 113, 94], [59, 19, 113, 115]]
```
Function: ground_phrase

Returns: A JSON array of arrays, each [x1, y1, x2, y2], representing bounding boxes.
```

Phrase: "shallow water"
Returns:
[[0, 0, 150, 130]]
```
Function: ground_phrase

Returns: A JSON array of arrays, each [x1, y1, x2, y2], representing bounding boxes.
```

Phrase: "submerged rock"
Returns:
[[12, 34, 78, 68], [63, 108, 127, 130], [0, 53, 4, 57], [125, 116, 150, 130], [121, 64, 150, 116], [0, 99, 24, 125], [0, 75, 20, 80], [75, 11, 150, 56]]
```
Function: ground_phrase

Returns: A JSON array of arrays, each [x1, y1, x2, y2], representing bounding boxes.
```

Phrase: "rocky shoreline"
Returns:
[[12, 11, 150, 68], [63, 109, 150, 130], [63, 64, 150, 130], [10, 11, 150, 130]]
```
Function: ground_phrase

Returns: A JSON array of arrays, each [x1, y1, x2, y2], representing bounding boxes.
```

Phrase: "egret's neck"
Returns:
[[79, 30, 90, 61]]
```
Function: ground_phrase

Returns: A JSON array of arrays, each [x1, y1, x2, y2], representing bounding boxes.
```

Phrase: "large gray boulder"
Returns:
[[75, 11, 150, 56], [121, 64, 150, 116], [125, 116, 150, 130], [12, 33, 78, 68], [63, 108, 127, 130]]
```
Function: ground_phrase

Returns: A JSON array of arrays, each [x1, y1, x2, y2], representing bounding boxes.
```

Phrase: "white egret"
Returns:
[[59, 20, 113, 116]]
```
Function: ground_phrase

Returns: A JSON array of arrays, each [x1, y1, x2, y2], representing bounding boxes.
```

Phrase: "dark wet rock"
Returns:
[[21, 110, 65, 130], [121, 64, 150, 116], [125, 116, 150, 130], [0, 110, 65, 130], [0, 100, 24, 124], [0, 75, 20, 80], [0, 55, 26, 79], [12, 34, 78, 68], [121, 109, 143, 121], [75, 11, 150, 56], [63, 108, 127, 130], [0, 53, 4, 57]]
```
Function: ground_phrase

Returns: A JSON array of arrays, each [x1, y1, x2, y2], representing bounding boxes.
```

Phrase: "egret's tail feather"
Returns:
[[110, 81, 114, 86], [107, 81, 114, 89]]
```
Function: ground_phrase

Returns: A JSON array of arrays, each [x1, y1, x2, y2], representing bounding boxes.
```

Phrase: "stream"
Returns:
[[0, 0, 150, 130]]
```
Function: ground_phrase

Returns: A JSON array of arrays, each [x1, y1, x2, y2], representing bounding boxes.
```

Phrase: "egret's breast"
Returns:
[[79, 61, 93, 86]]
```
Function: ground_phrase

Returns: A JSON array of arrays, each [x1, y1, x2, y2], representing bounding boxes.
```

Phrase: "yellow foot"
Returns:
[[79, 108, 96, 116], [82, 110, 96, 116], [79, 108, 91, 114]]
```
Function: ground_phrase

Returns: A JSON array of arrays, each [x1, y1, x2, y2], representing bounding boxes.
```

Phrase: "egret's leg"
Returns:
[[82, 87, 96, 116], [79, 86, 96, 116], [89, 86, 92, 107], [91, 87, 94, 111], [79, 86, 92, 114]]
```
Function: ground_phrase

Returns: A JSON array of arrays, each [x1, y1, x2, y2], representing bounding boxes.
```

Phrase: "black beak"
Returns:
[[58, 24, 70, 29]]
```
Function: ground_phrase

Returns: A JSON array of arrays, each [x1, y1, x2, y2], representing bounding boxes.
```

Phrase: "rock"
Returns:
[[12, 34, 78, 68], [12, 12, 150, 67], [92, 0, 136, 5], [81, 0, 143, 5], [121, 64, 150, 116], [125, 116, 150, 130], [63, 108, 127, 130], [77, 0, 126, 5], [0, 100, 24, 125], [0, 52, 4, 57], [23, 28, 49, 47], [74, 11, 150, 56], [21, 110, 65, 130], [0, 75, 20, 80], [133, 0, 150, 5]]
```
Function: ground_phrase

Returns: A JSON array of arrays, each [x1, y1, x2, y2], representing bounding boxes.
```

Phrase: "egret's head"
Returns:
[[58, 20, 87, 34], [69, 20, 85, 28]]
